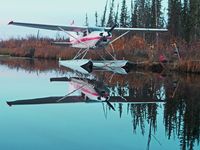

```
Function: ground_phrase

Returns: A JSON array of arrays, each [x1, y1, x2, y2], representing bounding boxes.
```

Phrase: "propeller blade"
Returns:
[[105, 100, 115, 111], [108, 24, 117, 33], [96, 24, 117, 47]]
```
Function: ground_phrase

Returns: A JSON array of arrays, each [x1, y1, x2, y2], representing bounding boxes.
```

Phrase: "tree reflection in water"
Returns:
[[164, 75, 200, 150], [1, 57, 200, 150], [96, 71, 200, 150]]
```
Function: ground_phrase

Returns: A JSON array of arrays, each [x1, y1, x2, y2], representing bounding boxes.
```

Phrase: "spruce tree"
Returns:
[[101, 0, 108, 27], [181, 0, 190, 42], [95, 11, 98, 26], [145, 0, 152, 28], [85, 13, 89, 26], [137, 0, 145, 27], [168, 0, 182, 37], [151, 0, 163, 28], [189, 0, 200, 41], [114, 3, 119, 26], [120, 0, 129, 27], [132, 0, 138, 28], [107, 0, 115, 27], [131, 0, 135, 27]]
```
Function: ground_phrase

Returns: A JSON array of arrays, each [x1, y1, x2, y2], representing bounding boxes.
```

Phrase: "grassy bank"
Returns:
[[0, 36, 165, 61], [173, 60, 200, 74]]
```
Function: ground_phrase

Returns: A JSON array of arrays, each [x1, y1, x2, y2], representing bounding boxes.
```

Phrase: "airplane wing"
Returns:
[[9, 21, 167, 32], [8, 21, 89, 32], [7, 96, 85, 106], [7, 96, 165, 106], [105, 27, 168, 32]]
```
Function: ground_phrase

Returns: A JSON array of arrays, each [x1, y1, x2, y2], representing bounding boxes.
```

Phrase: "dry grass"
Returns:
[[0, 35, 154, 61]]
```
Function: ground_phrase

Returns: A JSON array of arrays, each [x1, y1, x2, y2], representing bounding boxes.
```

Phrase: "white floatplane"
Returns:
[[7, 76, 115, 110], [7, 77, 165, 110], [8, 21, 167, 69]]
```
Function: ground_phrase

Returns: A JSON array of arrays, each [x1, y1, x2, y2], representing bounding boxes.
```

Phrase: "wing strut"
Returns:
[[105, 31, 130, 60], [58, 27, 90, 59], [58, 27, 88, 47], [57, 84, 87, 102], [110, 31, 130, 44]]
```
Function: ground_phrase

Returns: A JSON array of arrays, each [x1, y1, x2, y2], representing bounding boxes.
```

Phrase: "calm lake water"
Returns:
[[0, 56, 200, 150]]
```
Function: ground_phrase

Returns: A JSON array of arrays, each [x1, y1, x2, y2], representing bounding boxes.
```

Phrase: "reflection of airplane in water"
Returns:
[[4, 44, 166, 111], [7, 76, 165, 110], [7, 77, 115, 110]]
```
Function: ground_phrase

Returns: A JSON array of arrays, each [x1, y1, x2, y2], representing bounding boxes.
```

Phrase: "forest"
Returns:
[[99, 0, 200, 43]]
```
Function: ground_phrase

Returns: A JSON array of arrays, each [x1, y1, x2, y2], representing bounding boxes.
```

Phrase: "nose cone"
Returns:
[[97, 96, 107, 101], [101, 97, 107, 101], [103, 32, 109, 36]]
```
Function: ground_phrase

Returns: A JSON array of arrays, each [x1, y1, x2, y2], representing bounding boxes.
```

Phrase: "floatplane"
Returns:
[[6, 76, 114, 110], [8, 21, 167, 70], [7, 76, 165, 110]]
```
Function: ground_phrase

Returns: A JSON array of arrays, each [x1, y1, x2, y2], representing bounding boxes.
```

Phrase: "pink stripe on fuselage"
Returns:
[[73, 83, 99, 97], [70, 36, 112, 44], [81, 87, 99, 96]]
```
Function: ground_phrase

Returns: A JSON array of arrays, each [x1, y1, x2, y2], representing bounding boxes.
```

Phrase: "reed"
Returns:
[[0, 35, 150, 60]]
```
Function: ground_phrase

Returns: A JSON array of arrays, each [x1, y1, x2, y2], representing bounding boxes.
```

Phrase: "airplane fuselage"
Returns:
[[70, 31, 112, 49], [70, 78, 108, 101]]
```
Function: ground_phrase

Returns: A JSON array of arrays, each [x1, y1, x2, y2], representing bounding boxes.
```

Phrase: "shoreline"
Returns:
[[1, 36, 200, 74], [1, 54, 200, 74]]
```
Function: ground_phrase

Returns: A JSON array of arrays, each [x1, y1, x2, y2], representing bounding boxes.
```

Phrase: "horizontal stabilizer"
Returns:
[[50, 77, 71, 82], [51, 42, 71, 46]]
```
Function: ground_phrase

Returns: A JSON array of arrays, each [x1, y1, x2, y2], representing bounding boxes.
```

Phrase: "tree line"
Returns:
[[87, 0, 200, 43], [168, 0, 200, 42]]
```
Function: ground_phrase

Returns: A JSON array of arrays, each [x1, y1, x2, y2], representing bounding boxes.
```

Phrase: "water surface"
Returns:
[[0, 57, 199, 150]]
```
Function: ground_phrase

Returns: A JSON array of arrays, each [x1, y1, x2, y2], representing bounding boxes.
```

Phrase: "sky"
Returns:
[[0, 0, 167, 40]]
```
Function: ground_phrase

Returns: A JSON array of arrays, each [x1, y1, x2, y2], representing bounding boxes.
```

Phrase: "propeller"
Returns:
[[94, 85, 115, 111], [96, 24, 118, 47]]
